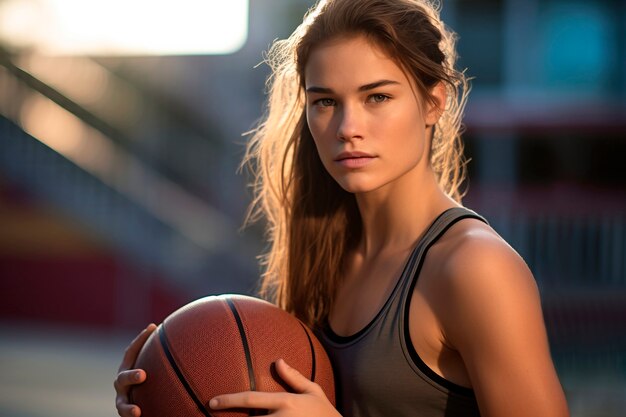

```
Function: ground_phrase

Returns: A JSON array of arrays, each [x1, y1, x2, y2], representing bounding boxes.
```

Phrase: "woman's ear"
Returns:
[[424, 82, 446, 127]]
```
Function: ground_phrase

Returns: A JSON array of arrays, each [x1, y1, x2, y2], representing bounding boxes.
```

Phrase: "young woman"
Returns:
[[115, 1, 570, 416]]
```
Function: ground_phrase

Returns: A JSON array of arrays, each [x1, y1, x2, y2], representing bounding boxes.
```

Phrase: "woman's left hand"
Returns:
[[209, 358, 341, 417]]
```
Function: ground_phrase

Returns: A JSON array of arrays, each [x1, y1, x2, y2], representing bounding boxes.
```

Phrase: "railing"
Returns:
[[487, 210, 625, 287]]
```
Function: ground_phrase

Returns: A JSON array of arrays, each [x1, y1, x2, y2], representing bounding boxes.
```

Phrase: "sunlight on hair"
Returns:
[[0, 0, 248, 55]]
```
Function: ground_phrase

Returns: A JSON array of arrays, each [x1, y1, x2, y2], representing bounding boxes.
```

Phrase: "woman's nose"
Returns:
[[336, 105, 363, 141]]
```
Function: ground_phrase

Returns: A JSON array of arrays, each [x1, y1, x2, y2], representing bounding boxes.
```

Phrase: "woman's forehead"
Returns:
[[304, 35, 410, 89]]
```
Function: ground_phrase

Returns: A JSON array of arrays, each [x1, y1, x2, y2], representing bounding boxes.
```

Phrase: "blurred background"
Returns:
[[0, 0, 624, 416]]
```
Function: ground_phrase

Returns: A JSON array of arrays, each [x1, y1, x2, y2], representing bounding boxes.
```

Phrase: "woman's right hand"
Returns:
[[114, 323, 157, 417]]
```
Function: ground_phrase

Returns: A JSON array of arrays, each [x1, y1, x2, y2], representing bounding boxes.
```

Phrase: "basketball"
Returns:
[[129, 294, 335, 417]]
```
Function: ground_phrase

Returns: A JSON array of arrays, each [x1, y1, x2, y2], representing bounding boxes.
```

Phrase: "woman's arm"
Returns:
[[438, 233, 569, 417]]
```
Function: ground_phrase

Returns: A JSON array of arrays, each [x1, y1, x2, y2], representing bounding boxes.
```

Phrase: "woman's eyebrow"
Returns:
[[306, 79, 400, 94], [358, 79, 400, 91], [306, 86, 334, 94]]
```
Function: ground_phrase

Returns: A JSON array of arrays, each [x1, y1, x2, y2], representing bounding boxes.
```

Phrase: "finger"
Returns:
[[119, 324, 157, 372], [115, 396, 142, 417], [115, 370, 146, 390], [209, 391, 288, 411], [274, 358, 321, 395]]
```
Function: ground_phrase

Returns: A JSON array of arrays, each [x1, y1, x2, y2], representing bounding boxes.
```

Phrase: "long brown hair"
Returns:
[[243, 0, 470, 327]]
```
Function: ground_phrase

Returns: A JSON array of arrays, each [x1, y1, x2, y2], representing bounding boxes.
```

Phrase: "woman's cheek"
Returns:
[[308, 122, 334, 160]]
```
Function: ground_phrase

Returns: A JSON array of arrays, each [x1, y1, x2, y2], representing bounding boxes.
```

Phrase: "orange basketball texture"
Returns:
[[130, 294, 335, 417]]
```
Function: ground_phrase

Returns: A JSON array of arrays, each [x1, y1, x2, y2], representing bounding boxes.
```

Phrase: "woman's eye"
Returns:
[[368, 94, 389, 103], [314, 98, 336, 107]]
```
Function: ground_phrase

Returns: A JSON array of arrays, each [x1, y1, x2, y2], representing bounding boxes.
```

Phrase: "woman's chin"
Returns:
[[336, 179, 380, 195]]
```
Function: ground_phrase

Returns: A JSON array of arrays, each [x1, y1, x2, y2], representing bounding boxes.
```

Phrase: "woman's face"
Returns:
[[304, 35, 442, 195]]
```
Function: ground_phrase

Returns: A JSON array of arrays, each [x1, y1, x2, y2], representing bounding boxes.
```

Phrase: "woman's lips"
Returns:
[[334, 152, 377, 168]]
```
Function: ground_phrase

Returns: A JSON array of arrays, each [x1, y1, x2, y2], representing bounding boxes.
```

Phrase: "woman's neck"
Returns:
[[354, 167, 457, 258]]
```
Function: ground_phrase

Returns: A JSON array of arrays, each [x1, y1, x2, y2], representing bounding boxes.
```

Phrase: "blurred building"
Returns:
[[0, 0, 624, 416]]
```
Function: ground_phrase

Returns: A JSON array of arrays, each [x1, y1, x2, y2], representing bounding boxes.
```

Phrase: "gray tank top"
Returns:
[[317, 207, 486, 417]]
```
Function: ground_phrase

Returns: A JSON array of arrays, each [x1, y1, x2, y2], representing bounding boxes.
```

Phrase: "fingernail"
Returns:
[[134, 371, 141, 381], [209, 398, 219, 409]]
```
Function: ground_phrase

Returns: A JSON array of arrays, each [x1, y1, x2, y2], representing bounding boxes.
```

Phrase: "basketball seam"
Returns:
[[158, 324, 214, 417], [299, 322, 317, 382], [226, 298, 256, 392]]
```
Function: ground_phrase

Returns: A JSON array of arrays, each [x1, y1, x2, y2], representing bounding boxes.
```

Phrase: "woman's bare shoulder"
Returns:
[[435, 217, 534, 288], [429, 216, 542, 335]]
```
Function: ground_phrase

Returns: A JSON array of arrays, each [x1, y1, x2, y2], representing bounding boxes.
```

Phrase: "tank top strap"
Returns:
[[392, 206, 488, 309]]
